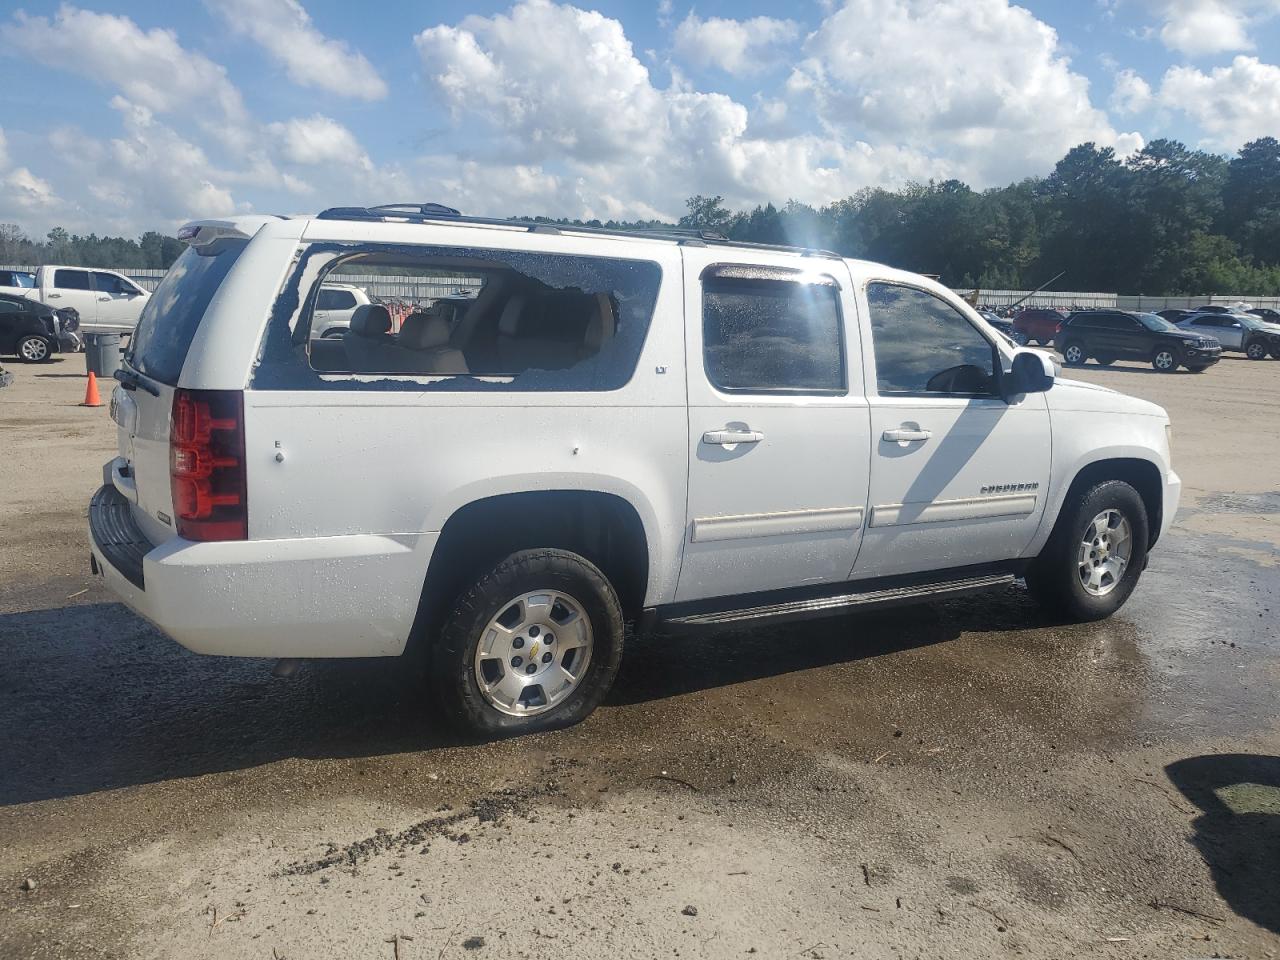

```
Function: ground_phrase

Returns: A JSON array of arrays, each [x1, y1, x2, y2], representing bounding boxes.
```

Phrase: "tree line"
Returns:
[[4, 137, 1278, 295], [532, 137, 1280, 296], [0, 224, 186, 271]]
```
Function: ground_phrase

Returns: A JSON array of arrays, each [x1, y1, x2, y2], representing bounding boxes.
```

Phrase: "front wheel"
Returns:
[[17, 335, 52, 362], [1062, 342, 1086, 366], [1245, 340, 1268, 360], [1027, 480, 1149, 622], [1152, 348, 1177, 372], [431, 549, 625, 737]]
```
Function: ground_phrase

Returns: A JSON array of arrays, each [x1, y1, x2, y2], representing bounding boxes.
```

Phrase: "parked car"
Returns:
[[1248, 307, 1280, 326], [91, 204, 1180, 737], [310, 282, 372, 339], [1057, 309, 1221, 372], [978, 309, 1013, 337], [0, 265, 151, 334], [0, 293, 63, 361], [1179, 310, 1280, 360], [1011, 308, 1066, 345]]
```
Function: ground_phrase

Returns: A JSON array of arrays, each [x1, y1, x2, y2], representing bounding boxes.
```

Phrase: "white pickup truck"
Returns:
[[0, 266, 150, 334]]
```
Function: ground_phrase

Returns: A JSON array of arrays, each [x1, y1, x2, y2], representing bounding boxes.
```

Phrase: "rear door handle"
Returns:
[[703, 429, 764, 446], [98, 296, 111, 302], [882, 428, 932, 443], [47, 293, 61, 298]]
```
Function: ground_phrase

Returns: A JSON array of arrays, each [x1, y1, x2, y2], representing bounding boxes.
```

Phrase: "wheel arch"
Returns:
[[408, 489, 653, 655], [1046, 456, 1165, 552]]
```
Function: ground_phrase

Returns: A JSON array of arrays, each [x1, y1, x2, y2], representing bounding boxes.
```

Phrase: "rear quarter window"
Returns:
[[125, 242, 246, 385]]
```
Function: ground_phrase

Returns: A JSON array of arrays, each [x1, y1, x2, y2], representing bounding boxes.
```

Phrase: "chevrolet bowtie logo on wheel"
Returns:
[[528, 641, 541, 660]]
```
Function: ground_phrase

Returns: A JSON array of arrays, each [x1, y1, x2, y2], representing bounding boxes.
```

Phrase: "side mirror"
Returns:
[[1003, 350, 1054, 401]]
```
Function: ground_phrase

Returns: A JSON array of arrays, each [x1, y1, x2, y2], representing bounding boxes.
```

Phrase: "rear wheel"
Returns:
[[1152, 348, 1177, 372], [1027, 480, 1149, 622], [17, 335, 51, 363], [1245, 340, 1268, 360], [431, 548, 624, 737], [1062, 341, 1086, 366]]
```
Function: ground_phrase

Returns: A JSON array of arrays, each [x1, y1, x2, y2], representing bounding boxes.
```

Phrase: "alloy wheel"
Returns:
[[1078, 509, 1132, 597], [473, 589, 594, 717], [19, 337, 48, 362]]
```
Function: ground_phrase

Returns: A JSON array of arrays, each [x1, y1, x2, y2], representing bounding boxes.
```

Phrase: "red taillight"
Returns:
[[170, 389, 246, 541]]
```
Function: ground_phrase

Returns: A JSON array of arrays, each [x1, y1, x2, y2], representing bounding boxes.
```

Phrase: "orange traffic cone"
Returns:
[[81, 370, 103, 408]]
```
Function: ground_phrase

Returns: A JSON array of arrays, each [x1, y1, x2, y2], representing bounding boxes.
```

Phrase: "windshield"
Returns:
[[125, 241, 246, 385], [1136, 312, 1178, 332], [1235, 314, 1265, 330]]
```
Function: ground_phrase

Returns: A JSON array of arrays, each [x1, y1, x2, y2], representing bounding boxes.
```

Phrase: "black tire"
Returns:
[[1245, 340, 1268, 361], [16, 335, 52, 363], [1061, 341, 1087, 366], [1152, 348, 1177, 372], [431, 549, 624, 737], [1095, 355, 1116, 366], [1026, 480, 1149, 622]]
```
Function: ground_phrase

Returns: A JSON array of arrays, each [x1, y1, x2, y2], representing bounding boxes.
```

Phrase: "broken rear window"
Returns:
[[253, 243, 662, 393]]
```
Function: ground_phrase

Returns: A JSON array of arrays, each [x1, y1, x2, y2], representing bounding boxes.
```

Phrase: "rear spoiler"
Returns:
[[176, 215, 288, 247]]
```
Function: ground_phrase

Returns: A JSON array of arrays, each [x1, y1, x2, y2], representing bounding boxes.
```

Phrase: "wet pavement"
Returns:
[[1, 358, 1278, 958]]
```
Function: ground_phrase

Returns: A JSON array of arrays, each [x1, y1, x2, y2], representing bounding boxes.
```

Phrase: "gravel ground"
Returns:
[[1, 353, 1278, 959]]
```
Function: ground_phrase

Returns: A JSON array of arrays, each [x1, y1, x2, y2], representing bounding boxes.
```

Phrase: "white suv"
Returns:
[[310, 282, 371, 339], [92, 204, 1180, 736]]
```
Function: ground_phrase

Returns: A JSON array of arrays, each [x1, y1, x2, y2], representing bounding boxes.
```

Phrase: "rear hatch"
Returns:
[[112, 240, 248, 545]]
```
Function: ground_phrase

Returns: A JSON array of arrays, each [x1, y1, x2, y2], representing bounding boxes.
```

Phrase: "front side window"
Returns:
[[93, 272, 133, 295], [866, 283, 996, 396], [53, 269, 91, 291], [254, 243, 661, 393], [702, 269, 844, 393]]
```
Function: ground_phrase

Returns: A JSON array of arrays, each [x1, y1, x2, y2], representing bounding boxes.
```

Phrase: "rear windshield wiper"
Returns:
[[113, 366, 160, 397]]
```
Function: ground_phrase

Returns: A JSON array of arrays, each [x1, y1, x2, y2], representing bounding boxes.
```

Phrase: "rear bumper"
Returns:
[[88, 482, 434, 658]]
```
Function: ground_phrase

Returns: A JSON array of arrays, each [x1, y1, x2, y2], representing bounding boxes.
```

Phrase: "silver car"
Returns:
[[1178, 311, 1280, 360]]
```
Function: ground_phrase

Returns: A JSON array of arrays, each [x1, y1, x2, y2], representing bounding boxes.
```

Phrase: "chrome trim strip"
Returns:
[[668, 572, 1014, 626], [869, 493, 1037, 528], [691, 505, 864, 543]]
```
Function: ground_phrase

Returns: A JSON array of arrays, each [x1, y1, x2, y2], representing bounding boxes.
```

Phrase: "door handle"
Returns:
[[882, 427, 932, 443], [703, 429, 764, 446], [47, 293, 61, 298], [98, 296, 112, 302]]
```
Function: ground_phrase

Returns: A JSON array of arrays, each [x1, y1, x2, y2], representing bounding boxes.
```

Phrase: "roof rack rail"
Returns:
[[313, 203, 843, 259]]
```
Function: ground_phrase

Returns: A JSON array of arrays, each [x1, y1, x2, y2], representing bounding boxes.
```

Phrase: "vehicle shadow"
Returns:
[[1063, 363, 1196, 376], [1165, 754, 1280, 934], [0, 589, 1051, 807]]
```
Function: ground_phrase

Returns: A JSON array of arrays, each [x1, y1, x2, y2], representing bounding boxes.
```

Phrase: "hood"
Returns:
[[1048, 377, 1167, 419], [1163, 327, 1213, 342]]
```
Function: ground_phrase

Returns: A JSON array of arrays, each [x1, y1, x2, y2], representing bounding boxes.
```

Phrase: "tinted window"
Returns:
[[866, 283, 995, 395], [93, 272, 134, 295], [702, 273, 844, 393], [317, 288, 357, 310], [53, 269, 91, 291], [257, 244, 661, 393], [125, 242, 246, 385]]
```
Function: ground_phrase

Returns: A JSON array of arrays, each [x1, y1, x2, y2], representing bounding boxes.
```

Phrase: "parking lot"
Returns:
[[1, 356, 1277, 958]]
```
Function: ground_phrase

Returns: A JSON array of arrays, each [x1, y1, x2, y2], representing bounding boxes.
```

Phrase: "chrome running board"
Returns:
[[661, 571, 1016, 631]]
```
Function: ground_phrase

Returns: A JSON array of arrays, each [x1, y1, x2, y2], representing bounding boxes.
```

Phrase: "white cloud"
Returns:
[[6, 168, 59, 210], [1111, 68, 1155, 113], [1148, 0, 1280, 55], [204, 0, 387, 101], [673, 13, 800, 75], [412, 0, 951, 219], [2, 6, 248, 127], [790, 0, 1138, 185], [1157, 55, 1280, 147], [267, 115, 373, 170]]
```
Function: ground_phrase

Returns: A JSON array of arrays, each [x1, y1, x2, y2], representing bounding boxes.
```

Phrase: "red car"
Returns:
[[1012, 308, 1067, 345]]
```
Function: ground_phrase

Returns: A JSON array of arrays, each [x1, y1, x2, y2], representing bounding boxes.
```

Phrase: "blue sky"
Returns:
[[0, 0, 1277, 236]]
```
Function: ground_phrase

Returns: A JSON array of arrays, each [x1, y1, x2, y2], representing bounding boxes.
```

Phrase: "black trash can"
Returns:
[[85, 333, 122, 378]]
